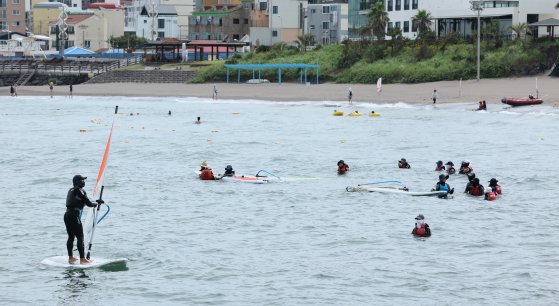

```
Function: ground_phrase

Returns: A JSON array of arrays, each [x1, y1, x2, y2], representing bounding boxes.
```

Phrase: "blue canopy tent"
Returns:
[[64, 47, 95, 56], [224, 63, 320, 85]]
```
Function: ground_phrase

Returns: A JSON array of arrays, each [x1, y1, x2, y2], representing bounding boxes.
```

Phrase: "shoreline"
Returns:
[[1, 76, 556, 106]]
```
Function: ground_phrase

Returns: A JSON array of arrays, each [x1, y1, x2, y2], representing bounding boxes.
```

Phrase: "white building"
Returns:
[[137, 4, 178, 40], [125, 0, 193, 40], [249, 0, 307, 47], [386, 0, 419, 39], [307, 3, 349, 45]]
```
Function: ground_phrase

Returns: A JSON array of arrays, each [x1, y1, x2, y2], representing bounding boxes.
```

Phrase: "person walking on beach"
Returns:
[[10, 85, 15, 97], [212, 84, 218, 100], [49, 82, 54, 98], [69, 84, 73, 98], [432, 89, 438, 104], [64, 175, 103, 265], [348, 87, 353, 104], [14, 85, 18, 97]]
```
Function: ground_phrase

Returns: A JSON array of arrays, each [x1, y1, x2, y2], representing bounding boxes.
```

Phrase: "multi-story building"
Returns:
[[48, 6, 124, 51], [189, 1, 250, 41], [32, 2, 68, 36], [347, 0, 382, 39], [307, 2, 349, 45], [137, 4, 178, 40], [249, 0, 306, 47], [1, 0, 26, 34], [386, 0, 418, 39], [164, 0, 195, 40]]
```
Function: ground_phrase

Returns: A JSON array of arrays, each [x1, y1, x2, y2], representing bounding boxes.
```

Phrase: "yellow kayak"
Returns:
[[369, 113, 380, 117], [348, 112, 362, 117], [333, 111, 344, 116]]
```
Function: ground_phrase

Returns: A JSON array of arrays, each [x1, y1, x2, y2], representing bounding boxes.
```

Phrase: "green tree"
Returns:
[[367, 2, 389, 40], [413, 10, 433, 37], [295, 33, 316, 52], [386, 27, 404, 55], [110, 34, 147, 50]]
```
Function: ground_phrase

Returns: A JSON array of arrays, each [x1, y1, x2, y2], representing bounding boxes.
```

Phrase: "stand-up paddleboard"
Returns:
[[41, 256, 127, 269], [346, 185, 447, 197]]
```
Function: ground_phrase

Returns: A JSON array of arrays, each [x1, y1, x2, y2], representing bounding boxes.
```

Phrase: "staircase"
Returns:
[[86, 70, 197, 84], [14, 70, 36, 86]]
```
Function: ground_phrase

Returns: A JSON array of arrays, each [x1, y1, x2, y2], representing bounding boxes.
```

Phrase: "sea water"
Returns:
[[0, 96, 558, 305]]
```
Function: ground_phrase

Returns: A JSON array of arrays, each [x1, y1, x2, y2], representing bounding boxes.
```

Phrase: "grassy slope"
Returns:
[[190, 41, 552, 84]]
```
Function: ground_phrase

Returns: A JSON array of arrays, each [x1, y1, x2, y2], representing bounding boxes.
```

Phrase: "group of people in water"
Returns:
[[199, 161, 235, 180]]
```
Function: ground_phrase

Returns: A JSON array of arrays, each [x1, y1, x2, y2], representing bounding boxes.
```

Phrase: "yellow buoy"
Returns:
[[79, 129, 86, 133], [211, 130, 219, 133], [232, 112, 240, 115], [340, 140, 347, 143], [333, 111, 344, 116], [369, 113, 381, 117], [207, 139, 212, 142]]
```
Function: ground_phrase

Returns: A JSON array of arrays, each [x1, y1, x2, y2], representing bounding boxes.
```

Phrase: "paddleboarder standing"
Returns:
[[64, 175, 103, 264]]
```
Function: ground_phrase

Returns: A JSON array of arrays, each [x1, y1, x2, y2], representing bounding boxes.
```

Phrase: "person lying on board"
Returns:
[[398, 158, 411, 169], [412, 214, 431, 237], [65, 175, 103, 265], [433, 174, 454, 198], [445, 161, 456, 175], [337, 160, 349, 174]]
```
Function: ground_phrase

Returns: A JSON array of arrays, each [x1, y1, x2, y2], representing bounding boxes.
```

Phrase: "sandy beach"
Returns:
[[2, 76, 557, 106]]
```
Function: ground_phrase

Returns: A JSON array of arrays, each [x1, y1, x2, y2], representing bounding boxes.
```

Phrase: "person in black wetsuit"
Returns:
[[64, 175, 103, 264]]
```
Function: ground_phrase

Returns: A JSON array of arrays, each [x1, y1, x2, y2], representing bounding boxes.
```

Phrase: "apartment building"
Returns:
[[189, 1, 250, 41], [307, 2, 349, 45], [249, 0, 306, 46], [1, 0, 26, 34]]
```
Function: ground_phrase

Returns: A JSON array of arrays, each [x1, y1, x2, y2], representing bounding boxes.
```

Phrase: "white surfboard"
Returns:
[[41, 256, 128, 269], [346, 186, 447, 197]]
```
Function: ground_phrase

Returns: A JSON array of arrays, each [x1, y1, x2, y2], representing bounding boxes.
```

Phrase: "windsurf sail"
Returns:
[[376, 78, 382, 94], [83, 105, 118, 259]]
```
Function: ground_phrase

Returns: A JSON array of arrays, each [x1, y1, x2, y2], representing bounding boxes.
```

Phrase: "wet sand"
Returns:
[[3, 76, 557, 105]]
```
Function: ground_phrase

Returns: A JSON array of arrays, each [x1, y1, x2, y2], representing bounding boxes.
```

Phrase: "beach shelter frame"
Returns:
[[528, 18, 559, 39], [224, 63, 320, 85]]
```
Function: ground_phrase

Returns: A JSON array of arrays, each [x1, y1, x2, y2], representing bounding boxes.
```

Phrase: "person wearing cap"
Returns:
[[337, 160, 349, 174], [223, 165, 235, 177], [433, 174, 454, 198], [398, 158, 411, 169], [65, 175, 103, 265], [199, 161, 216, 180], [488, 178, 502, 195], [459, 160, 473, 174], [412, 214, 431, 237], [445, 161, 456, 175], [435, 160, 445, 171], [465, 177, 485, 196]]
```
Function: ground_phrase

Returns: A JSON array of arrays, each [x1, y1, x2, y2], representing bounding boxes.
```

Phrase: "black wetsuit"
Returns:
[[64, 187, 95, 258], [223, 170, 235, 177]]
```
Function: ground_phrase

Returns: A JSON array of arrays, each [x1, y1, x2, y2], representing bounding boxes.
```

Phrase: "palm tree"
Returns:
[[367, 2, 389, 40], [413, 10, 433, 36], [295, 34, 316, 52], [508, 22, 527, 40]]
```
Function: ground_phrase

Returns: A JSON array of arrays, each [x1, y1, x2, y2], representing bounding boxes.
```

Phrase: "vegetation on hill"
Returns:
[[191, 5, 559, 84]]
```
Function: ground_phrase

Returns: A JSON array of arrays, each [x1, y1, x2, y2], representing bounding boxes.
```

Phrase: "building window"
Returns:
[[12, 21, 18, 26], [404, 0, 409, 10], [412, 0, 418, 9], [144, 20, 147, 23], [322, 37, 329, 44], [0, 0, 5, 7], [158, 31, 164, 38], [412, 20, 417, 32], [244, 18, 248, 24], [395, 21, 401, 29], [272, 30, 277, 37], [387, 0, 393, 11], [322, 21, 329, 30], [395, 0, 401, 10], [12, 0, 18, 3], [12, 9, 19, 15], [233, 18, 239, 24], [322, 6, 329, 14], [388, 22, 393, 30], [84, 40, 91, 48], [158, 19, 164, 29], [0, 10, 5, 18], [404, 20, 409, 32], [272, 5, 278, 14], [310, 25, 315, 30]]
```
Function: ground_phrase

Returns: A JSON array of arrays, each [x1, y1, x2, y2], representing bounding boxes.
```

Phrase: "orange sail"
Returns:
[[93, 106, 118, 198]]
